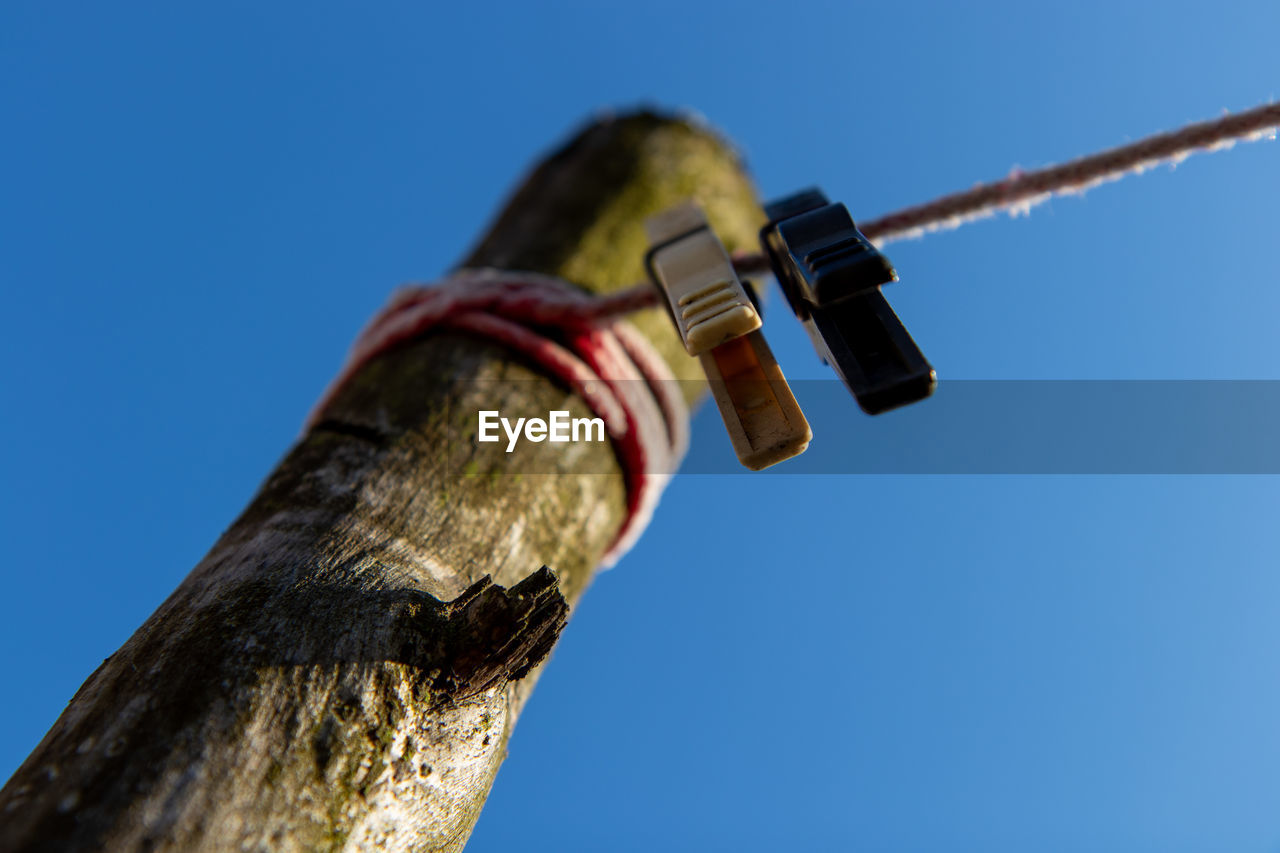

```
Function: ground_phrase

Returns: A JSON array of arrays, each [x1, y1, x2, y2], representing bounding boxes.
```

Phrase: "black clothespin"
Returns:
[[760, 188, 936, 415]]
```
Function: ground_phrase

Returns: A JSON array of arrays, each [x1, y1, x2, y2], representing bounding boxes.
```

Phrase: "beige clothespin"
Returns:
[[645, 202, 811, 470], [645, 203, 762, 355]]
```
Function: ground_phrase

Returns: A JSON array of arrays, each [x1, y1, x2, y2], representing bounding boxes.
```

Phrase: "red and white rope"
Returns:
[[307, 269, 688, 568]]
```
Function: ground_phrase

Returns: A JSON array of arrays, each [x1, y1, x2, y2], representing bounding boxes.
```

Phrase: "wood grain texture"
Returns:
[[0, 111, 762, 852]]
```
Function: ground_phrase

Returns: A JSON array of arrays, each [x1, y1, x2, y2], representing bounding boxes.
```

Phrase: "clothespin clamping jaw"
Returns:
[[760, 189, 936, 415], [646, 202, 811, 470]]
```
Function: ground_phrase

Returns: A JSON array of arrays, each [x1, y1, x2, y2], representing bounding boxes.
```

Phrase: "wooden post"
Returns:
[[0, 111, 762, 852]]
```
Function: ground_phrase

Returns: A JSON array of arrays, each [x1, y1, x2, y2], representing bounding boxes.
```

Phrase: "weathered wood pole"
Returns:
[[0, 111, 762, 852]]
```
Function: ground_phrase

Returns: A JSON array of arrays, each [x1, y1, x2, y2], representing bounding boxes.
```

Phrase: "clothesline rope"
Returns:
[[311, 100, 1277, 569], [587, 100, 1280, 317], [857, 100, 1280, 244]]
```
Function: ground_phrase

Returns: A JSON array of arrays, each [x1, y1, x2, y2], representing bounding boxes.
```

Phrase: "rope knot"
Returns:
[[307, 269, 688, 568]]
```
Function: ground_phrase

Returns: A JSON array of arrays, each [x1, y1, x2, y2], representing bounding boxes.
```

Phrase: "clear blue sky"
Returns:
[[3, 2, 1279, 850]]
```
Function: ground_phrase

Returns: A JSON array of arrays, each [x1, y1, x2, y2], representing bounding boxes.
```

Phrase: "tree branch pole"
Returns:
[[0, 112, 762, 852]]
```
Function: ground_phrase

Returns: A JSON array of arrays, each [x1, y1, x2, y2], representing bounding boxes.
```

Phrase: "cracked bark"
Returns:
[[0, 111, 762, 852]]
